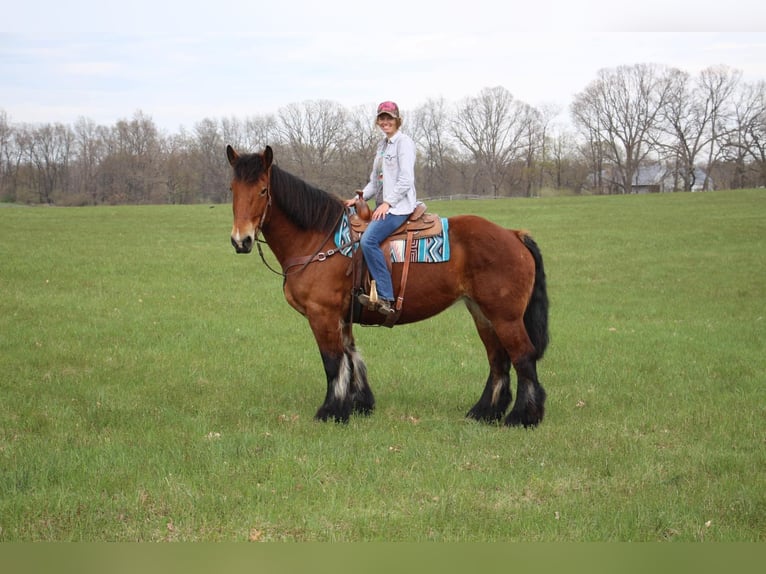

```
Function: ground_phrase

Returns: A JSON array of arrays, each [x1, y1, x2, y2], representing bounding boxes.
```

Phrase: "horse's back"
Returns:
[[446, 214, 537, 268], [390, 214, 537, 324]]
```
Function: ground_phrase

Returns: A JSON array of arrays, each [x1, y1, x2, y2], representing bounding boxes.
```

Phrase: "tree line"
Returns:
[[1, 63, 764, 206]]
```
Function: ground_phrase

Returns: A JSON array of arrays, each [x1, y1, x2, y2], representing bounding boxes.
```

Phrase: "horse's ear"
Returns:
[[226, 145, 239, 166], [264, 145, 273, 169]]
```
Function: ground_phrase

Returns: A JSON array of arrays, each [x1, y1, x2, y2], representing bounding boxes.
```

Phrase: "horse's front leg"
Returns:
[[315, 348, 353, 423], [342, 321, 374, 416], [311, 316, 372, 423]]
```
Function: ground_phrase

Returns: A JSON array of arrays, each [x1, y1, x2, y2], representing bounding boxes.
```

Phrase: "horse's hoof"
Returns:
[[466, 406, 503, 423], [504, 411, 541, 428], [314, 407, 350, 423]]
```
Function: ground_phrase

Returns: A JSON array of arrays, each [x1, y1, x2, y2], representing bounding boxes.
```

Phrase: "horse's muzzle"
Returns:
[[231, 235, 253, 254]]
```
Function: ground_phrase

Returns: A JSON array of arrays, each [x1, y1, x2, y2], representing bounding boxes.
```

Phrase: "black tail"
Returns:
[[521, 233, 549, 360]]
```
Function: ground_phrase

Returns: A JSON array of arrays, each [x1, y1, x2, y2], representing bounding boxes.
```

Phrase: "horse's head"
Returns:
[[227, 145, 273, 254]]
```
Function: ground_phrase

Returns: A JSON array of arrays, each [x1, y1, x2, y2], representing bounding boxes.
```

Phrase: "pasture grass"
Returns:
[[0, 190, 764, 541]]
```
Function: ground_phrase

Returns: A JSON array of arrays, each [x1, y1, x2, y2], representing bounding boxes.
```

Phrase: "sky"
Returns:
[[2, 0, 766, 133]]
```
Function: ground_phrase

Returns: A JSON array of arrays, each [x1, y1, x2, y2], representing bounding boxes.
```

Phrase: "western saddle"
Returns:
[[348, 191, 442, 327]]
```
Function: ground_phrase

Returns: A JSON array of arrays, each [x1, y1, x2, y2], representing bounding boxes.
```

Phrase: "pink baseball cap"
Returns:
[[376, 101, 400, 119]]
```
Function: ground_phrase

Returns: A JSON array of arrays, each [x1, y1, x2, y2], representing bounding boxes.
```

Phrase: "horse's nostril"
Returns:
[[231, 235, 253, 253]]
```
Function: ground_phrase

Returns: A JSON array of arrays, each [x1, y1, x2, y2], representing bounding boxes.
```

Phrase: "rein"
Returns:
[[254, 199, 352, 279]]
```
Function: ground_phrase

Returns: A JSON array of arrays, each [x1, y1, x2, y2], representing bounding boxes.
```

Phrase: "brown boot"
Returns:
[[357, 293, 376, 310], [376, 299, 396, 316], [357, 293, 396, 316]]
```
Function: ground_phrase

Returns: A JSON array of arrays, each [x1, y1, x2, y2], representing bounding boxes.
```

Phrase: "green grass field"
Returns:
[[1, 190, 764, 541]]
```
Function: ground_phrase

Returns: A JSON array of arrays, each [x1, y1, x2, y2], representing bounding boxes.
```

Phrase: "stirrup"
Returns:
[[357, 293, 395, 316]]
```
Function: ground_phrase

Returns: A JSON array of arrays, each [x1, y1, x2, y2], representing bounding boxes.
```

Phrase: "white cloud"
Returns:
[[1, 2, 765, 130], [58, 61, 120, 76]]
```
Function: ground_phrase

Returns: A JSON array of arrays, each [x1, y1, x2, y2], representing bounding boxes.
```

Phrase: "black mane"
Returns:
[[233, 153, 344, 233]]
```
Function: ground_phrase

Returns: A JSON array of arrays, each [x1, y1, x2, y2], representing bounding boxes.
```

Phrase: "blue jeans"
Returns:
[[360, 213, 409, 301]]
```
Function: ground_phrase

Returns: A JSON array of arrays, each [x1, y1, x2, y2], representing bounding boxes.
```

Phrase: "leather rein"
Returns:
[[251, 182, 352, 279]]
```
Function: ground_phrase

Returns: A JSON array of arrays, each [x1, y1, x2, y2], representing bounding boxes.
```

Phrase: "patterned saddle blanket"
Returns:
[[334, 212, 451, 263]]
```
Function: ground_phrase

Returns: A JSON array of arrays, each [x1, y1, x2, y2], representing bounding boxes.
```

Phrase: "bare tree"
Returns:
[[193, 118, 227, 203], [571, 99, 609, 194], [744, 81, 766, 186], [572, 64, 674, 194], [547, 125, 582, 192], [720, 79, 766, 188], [243, 114, 279, 151], [276, 100, 349, 193], [220, 116, 247, 153], [535, 103, 562, 193], [4, 66, 766, 207], [452, 86, 537, 197], [24, 122, 74, 204], [410, 97, 455, 197], [336, 105, 379, 193], [72, 117, 107, 204], [698, 66, 741, 190], [0, 110, 21, 202], [655, 67, 740, 191], [99, 111, 162, 203], [654, 68, 710, 191], [518, 104, 544, 197], [163, 130, 201, 204]]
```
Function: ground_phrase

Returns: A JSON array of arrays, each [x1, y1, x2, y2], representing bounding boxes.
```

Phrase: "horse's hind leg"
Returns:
[[469, 303, 546, 427], [465, 300, 513, 423], [494, 319, 546, 428], [506, 357, 546, 428]]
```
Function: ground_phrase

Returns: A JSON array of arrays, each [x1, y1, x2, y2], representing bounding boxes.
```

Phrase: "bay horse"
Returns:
[[227, 145, 549, 427]]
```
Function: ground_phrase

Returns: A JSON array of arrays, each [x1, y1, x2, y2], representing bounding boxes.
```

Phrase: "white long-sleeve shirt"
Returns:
[[361, 131, 418, 215]]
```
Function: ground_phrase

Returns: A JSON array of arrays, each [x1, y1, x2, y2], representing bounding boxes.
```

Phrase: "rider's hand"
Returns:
[[372, 202, 390, 220]]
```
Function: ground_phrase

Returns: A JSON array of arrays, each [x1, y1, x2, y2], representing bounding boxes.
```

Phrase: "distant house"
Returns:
[[631, 164, 665, 194], [588, 164, 714, 194], [631, 163, 713, 193]]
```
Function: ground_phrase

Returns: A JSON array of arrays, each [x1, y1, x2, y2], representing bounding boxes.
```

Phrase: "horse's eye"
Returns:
[[260, 187, 269, 196]]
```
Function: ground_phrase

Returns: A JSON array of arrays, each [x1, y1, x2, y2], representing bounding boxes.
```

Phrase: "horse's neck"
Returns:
[[261, 205, 326, 264]]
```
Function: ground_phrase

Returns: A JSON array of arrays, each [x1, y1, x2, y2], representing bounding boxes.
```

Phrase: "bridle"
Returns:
[[250, 183, 283, 276], [254, 184, 272, 238]]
